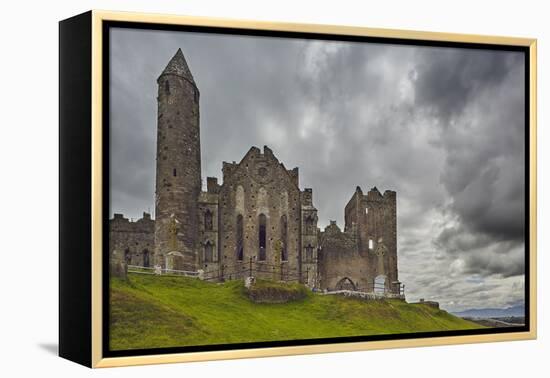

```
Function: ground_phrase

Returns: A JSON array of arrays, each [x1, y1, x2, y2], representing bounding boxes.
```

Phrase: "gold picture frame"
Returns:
[[59, 9, 537, 368]]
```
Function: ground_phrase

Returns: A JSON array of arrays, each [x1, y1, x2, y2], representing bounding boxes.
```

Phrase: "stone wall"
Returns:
[[218, 146, 303, 282], [109, 213, 154, 268], [342, 186, 399, 293], [198, 178, 220, 275], [301, 188, 319, 287], [317, 221, 366, 290], [318, 186, 399, 294]]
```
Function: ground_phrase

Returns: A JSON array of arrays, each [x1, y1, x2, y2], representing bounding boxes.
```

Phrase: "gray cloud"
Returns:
[[109, 28, 526, 312]]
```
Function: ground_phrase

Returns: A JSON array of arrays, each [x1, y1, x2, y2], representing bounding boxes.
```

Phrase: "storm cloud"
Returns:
[[109, 28, 526, 312]]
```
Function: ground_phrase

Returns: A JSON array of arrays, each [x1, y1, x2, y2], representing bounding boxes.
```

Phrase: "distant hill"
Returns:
[[452, 305, 525, 319], [464, 317, 524, 328], [110, 273, 483, 351]]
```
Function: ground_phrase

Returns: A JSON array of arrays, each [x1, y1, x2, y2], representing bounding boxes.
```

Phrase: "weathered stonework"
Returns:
[[216, 146, 303, 281], [154, 48, 201, 271], [109, 249, 128, 279], [109, 213, 154, 267], [108, 49, 401, 294]]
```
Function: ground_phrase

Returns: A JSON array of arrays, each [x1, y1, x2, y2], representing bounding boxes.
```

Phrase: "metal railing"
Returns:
[[201, 259, 309, 283], [331, 280, 405, 298], [126, 262, 405, 298], [127, 265, 200, 277]]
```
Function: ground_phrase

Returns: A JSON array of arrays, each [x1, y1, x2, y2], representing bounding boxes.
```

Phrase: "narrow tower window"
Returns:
[[305, 215, 315, 234], [165, 80, 170, 94], [204, 210, 213, 231], [280, 215, 288, 261], [305, 244, 314, 262], [173, 168, 177, 177], [259, 214, 267, 261], [369, 239, 374, 250], [236, 214, 244, 261], [204, 241, 213, 263]]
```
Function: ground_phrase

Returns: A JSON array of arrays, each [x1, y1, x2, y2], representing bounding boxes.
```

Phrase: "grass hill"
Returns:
[[110, 273, 483, 351]]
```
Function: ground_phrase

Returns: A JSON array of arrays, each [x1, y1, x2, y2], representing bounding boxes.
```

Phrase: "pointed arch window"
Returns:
[[204, 210, 213, 231], [305, 244, 314, 262], [204, 241, 214, 263], [236, 214, 244, 261], [305, 215, 315, 235], [280, 215, 288, 261], [258, 214, 267, 261]]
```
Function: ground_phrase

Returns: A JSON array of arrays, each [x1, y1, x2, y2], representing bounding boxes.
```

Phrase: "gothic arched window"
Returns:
[[280, 215, 288, 261], [258, 214, 267, 261], [236, 214, 244, 261], [305, 215, 315, 235], [204, 210, 213, 231], [204, 241, 214, 263], [305, 244, 314, 262]]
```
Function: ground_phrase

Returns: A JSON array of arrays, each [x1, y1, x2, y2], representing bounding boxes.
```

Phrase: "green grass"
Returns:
[[246, 279, 309, 303], [110, 273, 483, 350]]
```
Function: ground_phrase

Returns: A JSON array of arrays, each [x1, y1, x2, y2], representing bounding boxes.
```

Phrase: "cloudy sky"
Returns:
[[109, 27, 526, 312]]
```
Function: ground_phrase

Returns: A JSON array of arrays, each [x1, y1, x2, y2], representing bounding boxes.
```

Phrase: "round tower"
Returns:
[[154, 48, 201, 271]]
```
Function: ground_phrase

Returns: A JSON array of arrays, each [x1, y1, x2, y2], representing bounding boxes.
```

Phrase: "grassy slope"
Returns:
[[110, 274, 482, 350]]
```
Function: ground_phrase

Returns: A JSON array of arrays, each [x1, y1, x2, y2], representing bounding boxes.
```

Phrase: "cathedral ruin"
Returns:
[[109, 49, 402, 294]]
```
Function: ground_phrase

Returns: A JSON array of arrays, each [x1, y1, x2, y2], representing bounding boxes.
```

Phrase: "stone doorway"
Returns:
[[142, 249, 150, 267], [335, 277, 356, 291]]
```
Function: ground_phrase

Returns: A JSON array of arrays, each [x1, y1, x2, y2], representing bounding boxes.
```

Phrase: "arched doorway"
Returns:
[[335, 277, 356, 291], [142, 249, 150, 267], [124, 248, 131, 264]]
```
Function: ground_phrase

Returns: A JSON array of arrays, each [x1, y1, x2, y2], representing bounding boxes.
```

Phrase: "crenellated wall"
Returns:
[[109, 213, 155, 267]]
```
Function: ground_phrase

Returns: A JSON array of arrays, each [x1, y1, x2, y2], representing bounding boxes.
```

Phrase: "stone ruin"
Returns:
[[109, 48, 402, 296]]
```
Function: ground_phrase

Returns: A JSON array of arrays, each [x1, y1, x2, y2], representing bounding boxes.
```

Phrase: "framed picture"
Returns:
[[59, 10, 537, 368]]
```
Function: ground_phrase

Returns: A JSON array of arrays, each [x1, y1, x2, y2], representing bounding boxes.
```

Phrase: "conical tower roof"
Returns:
[[158, 48, 196, 86]]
